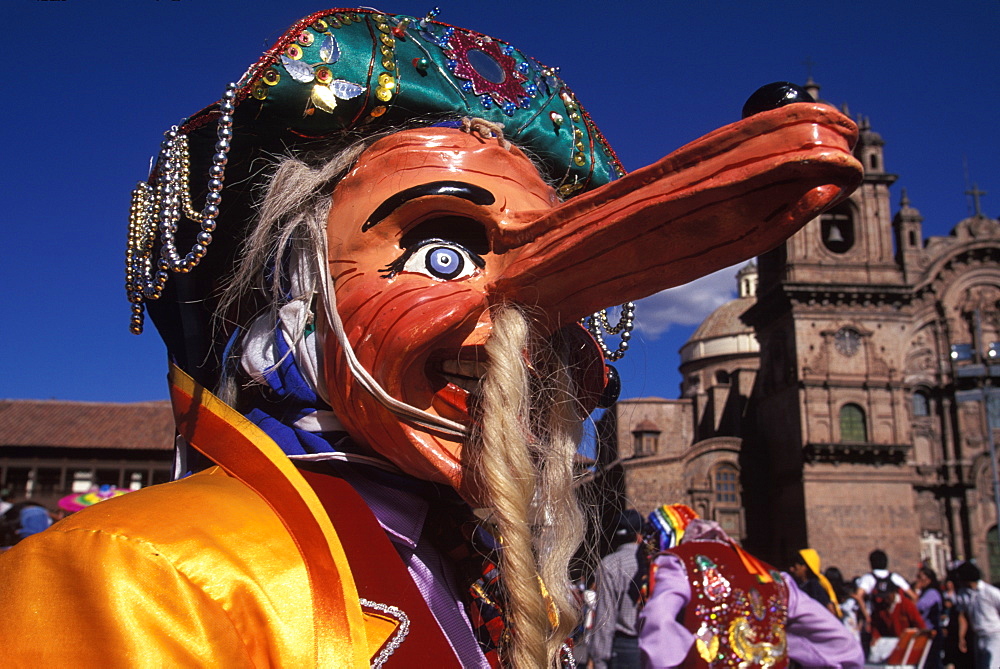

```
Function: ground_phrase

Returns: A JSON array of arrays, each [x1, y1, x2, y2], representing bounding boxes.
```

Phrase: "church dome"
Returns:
[[680, 296, 758, 364], [687, 296, 756, 342], [680, 263, 760, 365]]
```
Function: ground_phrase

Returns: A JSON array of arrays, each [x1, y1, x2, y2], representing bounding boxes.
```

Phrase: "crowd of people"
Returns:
[[816, 549, 1000, 669], [573, 510, 1000, 669]]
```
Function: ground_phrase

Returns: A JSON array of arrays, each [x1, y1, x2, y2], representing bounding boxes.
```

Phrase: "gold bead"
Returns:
[[378, 73, 395, 88], [376, 86, 393, 101], [573, 152, 586, 166]]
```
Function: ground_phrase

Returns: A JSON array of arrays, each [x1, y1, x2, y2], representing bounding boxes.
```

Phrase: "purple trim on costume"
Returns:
[[344, 469, 489, 668]]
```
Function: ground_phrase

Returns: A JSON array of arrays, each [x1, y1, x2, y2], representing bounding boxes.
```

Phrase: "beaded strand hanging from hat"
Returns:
[[126, 83, 237, 335]]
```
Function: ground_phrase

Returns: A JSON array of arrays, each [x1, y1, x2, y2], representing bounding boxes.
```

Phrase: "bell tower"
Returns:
[[744, 87, 920, 572], [759, 108, 902, 290], [893, 188, 925, 283]]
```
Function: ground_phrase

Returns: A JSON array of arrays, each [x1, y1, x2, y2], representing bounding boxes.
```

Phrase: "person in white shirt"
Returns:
[[856, 549, 917, 600], [954, 561, 1000, 669]]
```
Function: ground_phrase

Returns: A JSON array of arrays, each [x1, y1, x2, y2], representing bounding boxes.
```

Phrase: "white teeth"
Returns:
[[438, 359, 487, 393], [440, 359, 488, 377], [444, 375, 479, 393]]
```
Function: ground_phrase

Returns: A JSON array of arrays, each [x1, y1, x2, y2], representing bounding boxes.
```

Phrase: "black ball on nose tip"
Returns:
[[741, 82, 815, 119], [597, 364, 621, 408]]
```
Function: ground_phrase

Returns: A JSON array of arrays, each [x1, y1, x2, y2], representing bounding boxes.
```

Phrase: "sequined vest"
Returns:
[[665, 541, 789, 668]]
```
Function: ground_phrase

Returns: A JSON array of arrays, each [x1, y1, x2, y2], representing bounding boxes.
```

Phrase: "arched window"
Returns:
[[715, 370, 731, 385], [840, 403, 867, 442], [912, 391, 930, 417], [821, 202, 855, 254], [869, 153, 879, 171]]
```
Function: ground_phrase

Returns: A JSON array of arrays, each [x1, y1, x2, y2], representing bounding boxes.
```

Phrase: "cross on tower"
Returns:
[[966, 183, 988, 217], [802, 57, 816, 80]]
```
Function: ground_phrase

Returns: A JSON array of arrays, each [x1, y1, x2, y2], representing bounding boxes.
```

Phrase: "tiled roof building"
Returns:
[[0, 400, 174, 510]]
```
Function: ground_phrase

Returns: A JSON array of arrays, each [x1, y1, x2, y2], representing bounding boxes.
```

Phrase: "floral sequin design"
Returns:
[[277, 32, 364, 113]]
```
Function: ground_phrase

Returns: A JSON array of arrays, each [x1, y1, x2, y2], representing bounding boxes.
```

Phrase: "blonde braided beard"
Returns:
[[469, 307, 586, 669]]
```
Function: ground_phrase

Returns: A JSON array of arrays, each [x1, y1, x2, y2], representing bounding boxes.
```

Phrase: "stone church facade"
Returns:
[[597, 86, 1000, 581]]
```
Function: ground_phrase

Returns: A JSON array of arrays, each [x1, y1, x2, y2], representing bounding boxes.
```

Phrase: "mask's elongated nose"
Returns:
[[490, 103, 863, 329]]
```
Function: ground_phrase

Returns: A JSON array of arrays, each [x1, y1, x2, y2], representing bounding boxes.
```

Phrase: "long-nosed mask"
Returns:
[[130, 9, 863, 497]]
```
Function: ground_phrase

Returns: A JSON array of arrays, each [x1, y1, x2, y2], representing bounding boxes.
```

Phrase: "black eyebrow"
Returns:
[[361, 181, 496, 232]]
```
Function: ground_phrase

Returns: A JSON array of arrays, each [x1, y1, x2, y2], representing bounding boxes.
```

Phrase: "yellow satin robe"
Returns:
[[0, 467, 394, 667]]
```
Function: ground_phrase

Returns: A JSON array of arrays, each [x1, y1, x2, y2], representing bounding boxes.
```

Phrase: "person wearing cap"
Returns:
[[0, 8, 863, 668], [954, 561, 1000, 669], [590, 509, 647, 668], [639, 505, 864, 668]]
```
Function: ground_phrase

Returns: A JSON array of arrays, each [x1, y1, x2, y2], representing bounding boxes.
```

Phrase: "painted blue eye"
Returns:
[[426, 246, 463, 279], [399, 239, 482, 281]]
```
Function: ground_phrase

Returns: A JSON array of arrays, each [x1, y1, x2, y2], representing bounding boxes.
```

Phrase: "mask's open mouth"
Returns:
[[437, 358, 488, 395], [426, 347, 488, 424], [424, 323, 611, 424]]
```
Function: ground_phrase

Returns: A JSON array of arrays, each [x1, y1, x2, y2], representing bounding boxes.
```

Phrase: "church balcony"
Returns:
[[781, 283, 913, 309], [952, 362, 1000, 381], [803, 441, 910, 464]]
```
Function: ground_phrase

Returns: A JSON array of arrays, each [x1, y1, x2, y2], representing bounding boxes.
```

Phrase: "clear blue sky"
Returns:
[[2, 0, 997, 403]]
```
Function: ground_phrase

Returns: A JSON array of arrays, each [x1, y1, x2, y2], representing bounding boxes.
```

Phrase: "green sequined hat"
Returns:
[[127, 7, 625, 387], [240, 8, 623, 191]]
